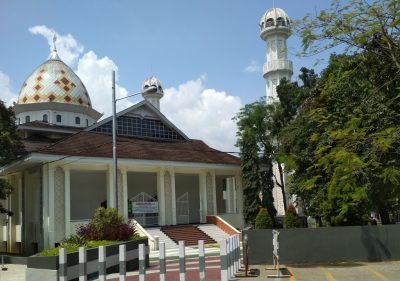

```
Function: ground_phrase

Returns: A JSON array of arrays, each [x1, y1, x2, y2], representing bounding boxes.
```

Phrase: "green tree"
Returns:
[[255, 208, 273, 229], [0, 100, 24, 215], [297, 0, 400, 71], [281, 52, 400, 225], [284, 204, 299, 228], [274, 0, 400, 226], [235, 100, 277, 226]]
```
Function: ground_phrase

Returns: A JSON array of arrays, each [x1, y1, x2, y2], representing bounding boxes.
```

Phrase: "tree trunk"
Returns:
[[277, 163, 288, 212], [379, 206, 391, 225]]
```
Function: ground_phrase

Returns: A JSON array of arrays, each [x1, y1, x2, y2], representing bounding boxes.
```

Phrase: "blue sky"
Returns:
[[0, 0, 335, 152]]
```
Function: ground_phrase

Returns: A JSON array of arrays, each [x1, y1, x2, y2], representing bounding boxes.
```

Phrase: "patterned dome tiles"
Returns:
[[18, 59, 92, 108]]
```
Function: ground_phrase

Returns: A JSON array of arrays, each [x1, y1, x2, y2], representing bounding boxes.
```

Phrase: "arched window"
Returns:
[[86, 119, 89, 126], [266, 18, 274, 27], [43, 114, 48, 122], [25, 115, 30, 123], [277, 17, 285, 26], [56, 114, 62, 123], [75, 116, 80, 125]]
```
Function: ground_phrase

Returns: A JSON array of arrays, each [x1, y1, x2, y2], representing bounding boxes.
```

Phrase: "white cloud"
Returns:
[[244, 60, 262, 73], [162, 77, 242, 152], [0, 71, 18, 106], [29, 25, 84, 66], [75, 51, 131, 117]]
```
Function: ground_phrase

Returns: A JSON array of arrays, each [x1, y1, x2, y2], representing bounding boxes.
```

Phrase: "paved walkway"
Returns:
[[106, 256, 222, 281], [238, 261, 400, 281], [0, 264, 26, 281], [4, 259, 400, 281]]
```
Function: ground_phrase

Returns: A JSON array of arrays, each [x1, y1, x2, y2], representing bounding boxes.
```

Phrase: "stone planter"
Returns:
[[26, 238, 149, 281]]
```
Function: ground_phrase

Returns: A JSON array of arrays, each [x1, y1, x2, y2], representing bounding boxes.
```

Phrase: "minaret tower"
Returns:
[[260, 8, 293, 103], [141, 76, 164, 111]]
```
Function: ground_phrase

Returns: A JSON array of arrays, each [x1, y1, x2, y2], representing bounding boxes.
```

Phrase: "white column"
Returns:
[[171, 170, 177, 225], [64, 167, 71, 236], [226, 178, 231, 213], [42, 165, 50, 249], [17, 175, 22, 226], [48, 166, 55, 248], [199, 172, 207, 223], [212, 171, 217, 215], [107, 165, 115, 208], [235, 173, 243, 216], [233, 177, 237, 214], [157, 168, 166, 226], [122, 169, 128, 220]]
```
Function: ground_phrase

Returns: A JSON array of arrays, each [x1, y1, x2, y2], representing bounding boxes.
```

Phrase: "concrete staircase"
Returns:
[[144, 227, 177, 249], [197, 224, 231, 244], [144, 223, 233, 251], [161, 225, 216, 246]]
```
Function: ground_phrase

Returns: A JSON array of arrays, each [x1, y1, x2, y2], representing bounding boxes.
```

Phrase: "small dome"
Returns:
[[17, 54, 92, 108], [260, 8, 291, 29], [142, 76, 164, 95]]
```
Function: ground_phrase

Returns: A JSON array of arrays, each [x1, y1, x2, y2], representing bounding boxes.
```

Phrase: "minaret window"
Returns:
[[25, 116, 30, 123], [266, 18, 274, 27], [43, 114, 48, 122], [56, 114, 62, 123], [75, 117, 81, 125], [277, 17, 285, 26]]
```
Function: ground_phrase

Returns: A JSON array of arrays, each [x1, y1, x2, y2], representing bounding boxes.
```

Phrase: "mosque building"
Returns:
[[0, 39, 243, 255]]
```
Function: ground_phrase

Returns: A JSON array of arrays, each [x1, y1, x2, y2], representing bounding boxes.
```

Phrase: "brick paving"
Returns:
[[108, 256, 223, 281]]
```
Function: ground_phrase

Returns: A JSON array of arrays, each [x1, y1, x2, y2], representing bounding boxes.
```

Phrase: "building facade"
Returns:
[[0, 45, 243, 255]]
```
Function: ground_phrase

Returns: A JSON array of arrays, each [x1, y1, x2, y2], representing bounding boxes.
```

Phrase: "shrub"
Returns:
[[255, 208, 273, 229], [77, 207, 135, 241], [60, 235, 87, 248], [284, 204, 299, 228]]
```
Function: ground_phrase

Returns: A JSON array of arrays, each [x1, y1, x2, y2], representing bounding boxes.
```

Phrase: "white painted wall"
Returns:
[[175, 173, 200, 224], [24, 168, 41, 255], [70, 170, 107, 220], [127, 172, 157, 199], [16, 110, 96, 127]]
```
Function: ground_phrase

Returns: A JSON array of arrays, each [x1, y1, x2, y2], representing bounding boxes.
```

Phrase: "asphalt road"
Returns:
[[238, 261, 400, 281]]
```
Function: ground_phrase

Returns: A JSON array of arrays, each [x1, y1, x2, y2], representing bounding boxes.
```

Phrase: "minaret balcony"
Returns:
[[263, 60, 293, 76]]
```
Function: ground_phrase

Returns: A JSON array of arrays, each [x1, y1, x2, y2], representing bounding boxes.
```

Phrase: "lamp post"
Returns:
[[112, 70, 156, 212]]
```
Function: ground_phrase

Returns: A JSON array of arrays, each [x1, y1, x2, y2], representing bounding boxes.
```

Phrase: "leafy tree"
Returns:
[[296, 0, 400, 71], [281, 52, 400, 225], [284, 0, 400, 225], [0, 100, 24, 215], [255, 208, 273, 229], [235, 100, 277, 226], [284, 204, 299, 228], [0, 100, 24, 166]]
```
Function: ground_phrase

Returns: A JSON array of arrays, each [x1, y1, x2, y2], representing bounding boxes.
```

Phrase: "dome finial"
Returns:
[[53, 34, 57, 52], [50, 33, 60, 60]]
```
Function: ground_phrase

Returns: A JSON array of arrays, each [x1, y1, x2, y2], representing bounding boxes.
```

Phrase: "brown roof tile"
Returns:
[[38, 131, 241, 165], [18, 121, 84, 132]]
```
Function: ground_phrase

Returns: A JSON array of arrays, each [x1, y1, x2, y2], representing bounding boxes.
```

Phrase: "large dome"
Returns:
[[17, 53, 92, 108], [260, 8, 291, 28]]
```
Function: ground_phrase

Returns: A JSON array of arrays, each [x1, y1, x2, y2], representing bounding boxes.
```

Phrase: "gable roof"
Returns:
[[85, 100, 189, 140], [36, 131, 241, 165]]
